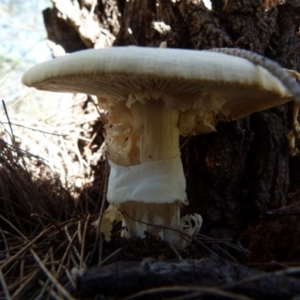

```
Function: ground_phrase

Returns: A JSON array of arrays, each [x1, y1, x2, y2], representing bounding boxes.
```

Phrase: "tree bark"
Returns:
[[75, 257, 300, 299]]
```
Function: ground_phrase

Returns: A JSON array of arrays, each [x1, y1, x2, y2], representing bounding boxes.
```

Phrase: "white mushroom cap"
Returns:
[[22, 46, 292, 135]]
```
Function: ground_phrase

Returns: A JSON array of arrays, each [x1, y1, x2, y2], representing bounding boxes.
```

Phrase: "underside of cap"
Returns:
[[22, 47, 292, 134]]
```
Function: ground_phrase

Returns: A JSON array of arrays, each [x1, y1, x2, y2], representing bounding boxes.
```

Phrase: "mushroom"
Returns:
[[22, 46, 293, 248]]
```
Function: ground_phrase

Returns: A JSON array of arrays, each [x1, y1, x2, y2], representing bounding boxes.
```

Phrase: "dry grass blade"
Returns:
[[77, 220, 82, 245], [0, 121, 68, 136], [65, 225, 81, 263], [2, 100, 15, 145], [168, 242, 182, 260], [99, 247, 123, 266], [0, 268, 12, 300], [63, 266, 76, 290], [56, 231, 78, 278], [39, 280, 65, 300], [80, 213, 90, 269], [11, 270, 39, 299], [0, 229, 9, 257], [31, 250, 75, 300], [0, 213, 27, 241], [0, 225, 54, 271], [50, 247, 57, 276]]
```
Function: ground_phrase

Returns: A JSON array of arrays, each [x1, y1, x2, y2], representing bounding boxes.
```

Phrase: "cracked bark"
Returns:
[[75, 257, 300, 299]]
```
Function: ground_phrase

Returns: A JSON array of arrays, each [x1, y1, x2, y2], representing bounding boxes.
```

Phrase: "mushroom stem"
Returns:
[[131, 100, 180, 162], [102, 98, 202, 248], [122, 100, 183, 242], [120, 202, 182, 239]]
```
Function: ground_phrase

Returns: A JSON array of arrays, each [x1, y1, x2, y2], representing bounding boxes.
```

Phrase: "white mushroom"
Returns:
[[22, 46, 293, 248]]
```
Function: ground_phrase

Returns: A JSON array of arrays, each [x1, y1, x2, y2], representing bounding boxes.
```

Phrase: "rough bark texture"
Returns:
[[75, 257, 300, 299], [42, 0, 300, 298]]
